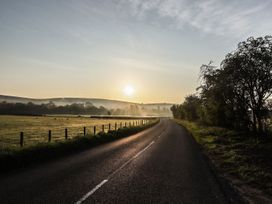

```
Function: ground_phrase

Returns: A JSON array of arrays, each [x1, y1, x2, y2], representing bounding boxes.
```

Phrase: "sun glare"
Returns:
[[123, 85, 135, 97]]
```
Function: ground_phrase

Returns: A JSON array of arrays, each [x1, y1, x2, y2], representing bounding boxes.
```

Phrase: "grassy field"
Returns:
[[0, 115, 147, 149], [174, 119, 272, 198], [0, 119, 158, 172]]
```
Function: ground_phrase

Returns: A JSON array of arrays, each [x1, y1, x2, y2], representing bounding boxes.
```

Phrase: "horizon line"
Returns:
[[0, 94, 176, 105]]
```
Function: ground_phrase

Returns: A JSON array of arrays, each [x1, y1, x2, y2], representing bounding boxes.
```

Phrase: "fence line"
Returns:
[[16, 119, 152, 147]]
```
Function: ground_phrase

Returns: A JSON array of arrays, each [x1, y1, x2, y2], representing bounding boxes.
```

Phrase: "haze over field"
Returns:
[[0, 95, 173, 116], [1, 0, 272, 103], [1, 1, 272, 203]]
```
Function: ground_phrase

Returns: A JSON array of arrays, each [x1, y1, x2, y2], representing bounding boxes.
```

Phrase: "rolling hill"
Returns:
[[0, 95, 173, 116]]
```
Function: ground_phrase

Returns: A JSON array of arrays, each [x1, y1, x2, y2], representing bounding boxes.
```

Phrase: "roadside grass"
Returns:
[[174, 119, 272, 196], [0, 115, 144, 148], [0, 120, 158, 173]]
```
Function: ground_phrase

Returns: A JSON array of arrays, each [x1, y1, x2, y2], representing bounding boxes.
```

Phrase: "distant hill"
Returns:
[[0, 95, 173, 116]]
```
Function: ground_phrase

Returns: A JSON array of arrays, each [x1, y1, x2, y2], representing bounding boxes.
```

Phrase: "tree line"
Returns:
[[171, 36, 272, 135], [0, 101, 109, 115], [110, 104, 171, 116], [0, 101, 172, 116]]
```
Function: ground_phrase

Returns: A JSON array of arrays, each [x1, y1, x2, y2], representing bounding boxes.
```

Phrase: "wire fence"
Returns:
[[0, 119, 153, 148]]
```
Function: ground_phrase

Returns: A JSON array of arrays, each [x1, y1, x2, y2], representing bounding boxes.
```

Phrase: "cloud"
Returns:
[[110, 56, 195, 74], [111, 57, 167, 72], [121, 0, 272, 38], [18, 57, 76, 71]]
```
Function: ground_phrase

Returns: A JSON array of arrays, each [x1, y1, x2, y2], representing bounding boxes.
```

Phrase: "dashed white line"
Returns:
[[75, 140, 155, 204], [107, 140, 155, 180], [75, 179, 108, 204]]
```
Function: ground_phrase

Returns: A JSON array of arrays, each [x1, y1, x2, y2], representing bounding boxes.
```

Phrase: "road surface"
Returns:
[[0, 119, 243, 204]]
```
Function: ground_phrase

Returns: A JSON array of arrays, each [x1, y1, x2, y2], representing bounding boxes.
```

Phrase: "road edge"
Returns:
[[174, 120, 248, 204], [0, 120, 159, 174]]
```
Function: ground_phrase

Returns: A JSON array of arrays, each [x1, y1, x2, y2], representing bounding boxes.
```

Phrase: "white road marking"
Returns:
[[75, 140, 155, 204], [75, 179, 108, 204], [108, 140, 155, 179]]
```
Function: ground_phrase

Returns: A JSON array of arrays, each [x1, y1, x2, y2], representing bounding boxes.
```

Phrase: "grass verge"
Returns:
[[0, 120, 158, 173], [174, 119, 272, 198]]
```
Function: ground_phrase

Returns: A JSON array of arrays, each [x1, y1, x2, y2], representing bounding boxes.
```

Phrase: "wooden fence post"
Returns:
[[120, 122, 122, 128], [102, 124, 105, 132], [109, 123, 111, 131], [115, 123, 117, 130], [83, 127, 86, 136], [65, 128, 68, 139], [48, 130, 51, 142], [20, 132, 24, 147], [125, 122, 127, 127], [94, 126, 96, 135]]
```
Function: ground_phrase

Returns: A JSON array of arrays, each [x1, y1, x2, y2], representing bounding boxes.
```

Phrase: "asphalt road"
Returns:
[[0, 119, 243, 204]]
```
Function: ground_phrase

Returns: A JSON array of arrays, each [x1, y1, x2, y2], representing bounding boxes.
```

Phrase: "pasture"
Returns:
[[0, 115, 147, 149]]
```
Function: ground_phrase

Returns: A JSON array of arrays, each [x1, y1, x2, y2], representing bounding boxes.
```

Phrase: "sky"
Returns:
[[0, 0, 272, 103]]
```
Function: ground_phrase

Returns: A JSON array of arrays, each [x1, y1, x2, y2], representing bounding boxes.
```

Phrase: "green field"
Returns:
[[0, 115, 147, 148], [175, 119, 272, 196]]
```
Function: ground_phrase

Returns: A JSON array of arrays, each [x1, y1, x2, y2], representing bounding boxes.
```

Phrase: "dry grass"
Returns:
[[0, 120, 158, 172], [0, 115, 145, 148]]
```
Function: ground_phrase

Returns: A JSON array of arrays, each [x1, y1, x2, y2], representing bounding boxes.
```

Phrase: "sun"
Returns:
[[123, 85, 135, 97]]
